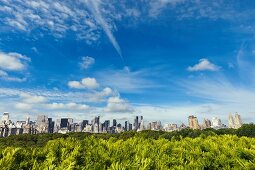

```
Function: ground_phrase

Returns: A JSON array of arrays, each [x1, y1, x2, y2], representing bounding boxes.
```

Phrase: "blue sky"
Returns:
[[0, 0, 255, 124]]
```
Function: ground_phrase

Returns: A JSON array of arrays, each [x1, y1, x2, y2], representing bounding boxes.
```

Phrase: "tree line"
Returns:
[[0, 123, 255, 148]]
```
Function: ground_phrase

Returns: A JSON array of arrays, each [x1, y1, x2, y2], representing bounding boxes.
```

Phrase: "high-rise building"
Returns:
[[124, 121, 128, 131], [93, 123, 99, 133], [228, 114, 235, 128], [92, 116, 100, 132], [134, 116, 139, 130], [113, 119, 117, 127], [138, 119, 145, 131], [83, 124, 92, 132], [148, 121, 161, 130], [117, 123, 122, 128], [36, 115, 49, 133], [16, 121, 26, 128], [211, 117, 222, 129], [129, 123, 132, 131], [25, 117, 30, 125], [104, 120, 110, 132], [81, 120, 89, 130], [188, 115, 200, 130], [228, 113, 242, 129], [54, 119, 61, 132], [163, 124, 178, 132], [2, 112, 9, 124], [94, 116, 100, 125], [133, 116, 144, 131], [201, 119, 211, 129], [48, 118, 54, 133], [234, 113, 242, 128], [60, 118, 69, 128]]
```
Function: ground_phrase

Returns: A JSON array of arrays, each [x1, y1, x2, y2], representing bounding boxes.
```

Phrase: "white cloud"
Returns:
[[187, 58, 220, 72], [0, 87, 115, 104], [15, 103, 32, 110], [102, 87, 114, 96], [0, 52, 30, 82], [0, 52, 30, 71], [97, 67, 158, 93], [68, 81, 84, 89], [79, 56, 95, 69], [104, 96, 134, 113], [46, 102, 89, 111], [20, 93, 46, 104], [85, 87, 117, 102], [1, 0, 101, 43], [68, 77, 99, 89], [81, 77, 99, 88], [0, 86, 121, 122], [1, 0, 254, 46], [181, 77, 255, 104]]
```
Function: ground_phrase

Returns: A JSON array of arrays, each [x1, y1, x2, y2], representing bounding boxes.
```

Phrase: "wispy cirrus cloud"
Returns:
[[1, 0, 254, 47], [79, 56, 95, 69], [149, 0, 185, 17], [84, 0, 123, 59], [96, 67, 159, 93]]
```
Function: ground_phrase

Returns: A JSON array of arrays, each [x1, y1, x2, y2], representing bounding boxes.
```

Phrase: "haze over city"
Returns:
[[1, 0, 255, 124]]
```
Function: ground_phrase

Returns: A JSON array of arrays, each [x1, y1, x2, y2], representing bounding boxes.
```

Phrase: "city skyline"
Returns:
[[1, 1, 255, 123], [0, 110, 247, 126], [0, 111, 244, 129], [0, 111, 244, 138]]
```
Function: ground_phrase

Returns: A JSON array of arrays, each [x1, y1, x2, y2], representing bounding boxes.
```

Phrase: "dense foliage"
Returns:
[[1, 135, 255, 169], [1, 124, 255, 149], [0, 124, 255, 169]]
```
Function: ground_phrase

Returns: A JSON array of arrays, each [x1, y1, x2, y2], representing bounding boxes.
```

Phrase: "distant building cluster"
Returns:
[[187, 113, 242, 130], [0, 112, 243, 137]]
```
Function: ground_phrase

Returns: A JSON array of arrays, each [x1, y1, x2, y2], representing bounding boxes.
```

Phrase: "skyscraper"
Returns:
[[104, 120, 110, 132], [81, 120, 89, 130], [124, 121, 128, 131], [60, 118, 69, 128], [48, 118, 54, 133], [201, 119, 211, 129], [92, 116, 100, 132], [129, 123, 132, 131], [188, 115, 200, 130], [2, 112, 9, 124], [138, 119, 145, 131], [113, 119, 117, 127], [148, 121, 161, 130], [234, 113, 242, 128], [36, 115, 49, 133], [133, 116, 144, 131], [228, 114, 235, 128], [228, 113, 242, 129], [134, 116, 139, 130], [211, 117, 222, 129], [94, 116, 100, 125]]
